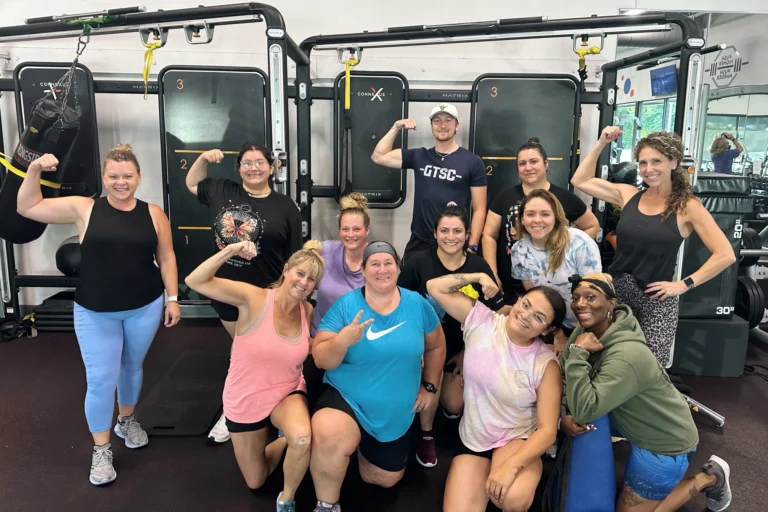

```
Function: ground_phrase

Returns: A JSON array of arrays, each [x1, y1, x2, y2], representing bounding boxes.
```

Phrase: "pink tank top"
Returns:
[[223, 289, 309, 423]]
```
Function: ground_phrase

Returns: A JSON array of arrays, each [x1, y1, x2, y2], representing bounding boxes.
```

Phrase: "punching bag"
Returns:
[[0, 97, 80, 244], [55, 235, 81, 277], [544, 414, 616, 512]]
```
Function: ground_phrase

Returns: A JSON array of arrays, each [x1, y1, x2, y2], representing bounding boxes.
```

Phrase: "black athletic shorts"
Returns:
[[211, 298, 239, 322], [314, 384, 410, 472], [456, 438, 493, 460], [225, 390, 308, 433]]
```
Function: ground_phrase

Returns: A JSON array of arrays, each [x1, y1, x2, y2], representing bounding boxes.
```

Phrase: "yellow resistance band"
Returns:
[[344, 55, 360, 110], [0, 152, 61, 189], [143, 42, 163, 99]]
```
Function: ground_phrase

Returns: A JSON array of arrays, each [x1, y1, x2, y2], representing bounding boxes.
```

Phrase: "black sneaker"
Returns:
[[702, 455, 731, 511]]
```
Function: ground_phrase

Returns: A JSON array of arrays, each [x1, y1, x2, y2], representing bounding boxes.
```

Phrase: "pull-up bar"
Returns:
[[0, 1, 309, 66]]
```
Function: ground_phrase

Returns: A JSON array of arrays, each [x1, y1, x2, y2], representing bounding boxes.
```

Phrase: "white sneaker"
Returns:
[[207, 412, 230, 444], [114, 414, 149, 449], [89, 443, 117, 486]]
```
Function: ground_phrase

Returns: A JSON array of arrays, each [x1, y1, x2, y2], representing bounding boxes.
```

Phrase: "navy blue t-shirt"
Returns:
[[402, 147, 487, 240], [711, 148, 740, 174]]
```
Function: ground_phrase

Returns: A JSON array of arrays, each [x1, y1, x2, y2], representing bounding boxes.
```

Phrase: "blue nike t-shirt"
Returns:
[[318, 286, 440, 442], [402, 147, 487, 241]]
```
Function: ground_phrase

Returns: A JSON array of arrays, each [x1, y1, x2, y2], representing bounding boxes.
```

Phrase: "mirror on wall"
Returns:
[[698, 90, 768, 176]]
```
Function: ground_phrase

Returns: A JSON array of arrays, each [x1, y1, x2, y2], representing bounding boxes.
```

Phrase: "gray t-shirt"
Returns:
[[511, 227, 602, 328]]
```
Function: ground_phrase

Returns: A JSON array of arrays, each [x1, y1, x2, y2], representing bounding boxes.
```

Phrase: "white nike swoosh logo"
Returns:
[[366, 321, 406, 341]]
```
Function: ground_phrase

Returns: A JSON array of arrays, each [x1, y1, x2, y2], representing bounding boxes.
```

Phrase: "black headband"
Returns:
[[568, 275, 617, 299]]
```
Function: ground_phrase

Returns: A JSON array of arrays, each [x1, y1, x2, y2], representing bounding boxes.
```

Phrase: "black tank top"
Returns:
[[75, 197, 164, 312], [608, 190, 683, 289]]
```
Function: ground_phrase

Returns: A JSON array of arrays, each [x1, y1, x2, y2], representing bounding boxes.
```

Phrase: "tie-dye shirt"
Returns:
[[460, 301, 558, 452], [510, 227, 602, 329]]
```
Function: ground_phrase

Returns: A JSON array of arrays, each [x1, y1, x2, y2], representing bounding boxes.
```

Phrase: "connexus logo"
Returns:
[[357, 87, 385, 101]]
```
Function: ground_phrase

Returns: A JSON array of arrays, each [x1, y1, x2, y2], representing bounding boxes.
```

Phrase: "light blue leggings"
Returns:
[[73, 295, 164, 433]]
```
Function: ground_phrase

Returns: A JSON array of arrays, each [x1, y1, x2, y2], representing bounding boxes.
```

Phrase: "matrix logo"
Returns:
[[358, 87, 385, 101]]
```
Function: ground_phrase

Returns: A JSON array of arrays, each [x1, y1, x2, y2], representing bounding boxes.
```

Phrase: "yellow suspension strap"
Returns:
[[140, 27, 168, 99], [142, 42, 162, 99], [340, 49, 360, 196], [0, 152, 62, 189], [344, 52, 360, 110], [574, 34, 603, 85]]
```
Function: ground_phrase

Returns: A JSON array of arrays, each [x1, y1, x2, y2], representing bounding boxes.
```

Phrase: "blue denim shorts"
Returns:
[[624, 443, 696, 501]]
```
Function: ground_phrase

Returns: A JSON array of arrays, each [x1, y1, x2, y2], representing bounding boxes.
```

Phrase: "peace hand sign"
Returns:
[[338, 310, 374, 347]]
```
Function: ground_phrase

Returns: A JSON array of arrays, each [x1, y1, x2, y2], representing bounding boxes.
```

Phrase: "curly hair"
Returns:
[[633, 132, 696, 220]]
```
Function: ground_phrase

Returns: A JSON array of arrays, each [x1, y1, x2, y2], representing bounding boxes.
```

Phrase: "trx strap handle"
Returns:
[[340, 51, 360, 199], [573, 33, 603, 84]]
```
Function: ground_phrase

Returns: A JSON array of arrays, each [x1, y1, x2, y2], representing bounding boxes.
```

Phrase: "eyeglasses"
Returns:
[[521, 298, 548, 326], [240, 160, 269, 168]]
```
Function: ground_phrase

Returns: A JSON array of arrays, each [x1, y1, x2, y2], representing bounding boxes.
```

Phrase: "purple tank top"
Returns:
[[312, 240, 364, 335]]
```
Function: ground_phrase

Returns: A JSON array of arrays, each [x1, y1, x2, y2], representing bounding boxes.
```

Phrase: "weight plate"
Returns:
[[736, 276, 753, 323], [740, 228, 762, 267], [746, 278, 759, 328], [736, 276, 764, 329], [749, 279, 765, 329]]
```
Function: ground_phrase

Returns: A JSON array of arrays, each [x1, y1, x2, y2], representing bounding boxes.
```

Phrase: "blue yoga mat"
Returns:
[[565, 414, 616, 511]]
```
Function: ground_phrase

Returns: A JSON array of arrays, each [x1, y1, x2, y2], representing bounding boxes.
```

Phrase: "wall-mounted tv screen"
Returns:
[[650, 64, 678, 97]]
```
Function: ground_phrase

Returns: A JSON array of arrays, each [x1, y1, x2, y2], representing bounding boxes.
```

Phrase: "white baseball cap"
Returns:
[[429, 103, 459, 122]]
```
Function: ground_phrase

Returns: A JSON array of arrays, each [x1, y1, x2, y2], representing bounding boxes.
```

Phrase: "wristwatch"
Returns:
[[468, 244, 479, 253], [422, 381, 437, 394], [683, 277, 695, 290]]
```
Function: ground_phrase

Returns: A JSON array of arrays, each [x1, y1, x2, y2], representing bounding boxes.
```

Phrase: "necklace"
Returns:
[[246, 189, 270, 198], [434, 147, 456, 161]]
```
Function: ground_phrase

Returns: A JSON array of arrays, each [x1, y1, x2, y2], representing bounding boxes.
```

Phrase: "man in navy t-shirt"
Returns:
[[372, 103, 487, 263]]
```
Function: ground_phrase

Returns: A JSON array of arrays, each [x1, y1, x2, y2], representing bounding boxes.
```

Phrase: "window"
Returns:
[[664, 99, 676, 132], [614, 104, 637, 163], [639, 100, 665, 138], [611, 97, 678, 165], [743, 117, 768, 164]]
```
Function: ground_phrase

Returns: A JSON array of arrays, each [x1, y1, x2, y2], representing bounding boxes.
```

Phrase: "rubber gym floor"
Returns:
[[1, 318, 766, 512]]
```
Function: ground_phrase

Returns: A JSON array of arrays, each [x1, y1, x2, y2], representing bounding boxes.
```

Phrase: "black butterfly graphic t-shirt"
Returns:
[[198, 178, 303, 287]]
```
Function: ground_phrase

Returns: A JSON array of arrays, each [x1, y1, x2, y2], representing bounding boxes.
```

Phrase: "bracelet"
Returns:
[[167, 295, 178, 302], [571, 344, 589, 354]]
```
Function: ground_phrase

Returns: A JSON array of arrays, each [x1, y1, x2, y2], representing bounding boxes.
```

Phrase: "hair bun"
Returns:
[[339, 192, 369, 212], [302, 239, 322, 254], [114, 143, 134, 152], [527, 137, 541, 145]]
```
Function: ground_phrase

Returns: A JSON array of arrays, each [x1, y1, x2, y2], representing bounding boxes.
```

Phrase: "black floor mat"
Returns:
[[135, 349, 229, 436]]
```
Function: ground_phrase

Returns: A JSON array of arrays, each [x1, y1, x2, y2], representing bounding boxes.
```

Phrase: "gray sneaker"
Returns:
[[702, 455, 731, 511], [89, 443, 117, 486], [276, 492, 296, 512], [313, 501, 341, 512], [113, 414, 149, 449]]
